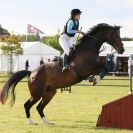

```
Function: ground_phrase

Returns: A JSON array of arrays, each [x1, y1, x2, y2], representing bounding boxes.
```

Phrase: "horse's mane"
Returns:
[[79, 23, 113, 44]]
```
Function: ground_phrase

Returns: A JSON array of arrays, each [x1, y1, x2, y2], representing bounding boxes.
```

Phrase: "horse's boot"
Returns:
[[88, 75, 95, 82], [93, 64, 108, 85], [62, 54, 70, 72], [93, 75, 101, 86]]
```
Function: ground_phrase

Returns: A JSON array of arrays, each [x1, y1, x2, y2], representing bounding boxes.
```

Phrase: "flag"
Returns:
[[27, 24, 44, 34]]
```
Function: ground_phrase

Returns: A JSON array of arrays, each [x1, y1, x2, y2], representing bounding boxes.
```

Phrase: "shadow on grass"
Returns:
[[93, 126, 133, 132], [76, 84, 129, 87], [52, 119, 126, 132]]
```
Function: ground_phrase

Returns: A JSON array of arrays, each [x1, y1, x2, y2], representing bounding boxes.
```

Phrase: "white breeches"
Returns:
[[59, 33, 77, 55]]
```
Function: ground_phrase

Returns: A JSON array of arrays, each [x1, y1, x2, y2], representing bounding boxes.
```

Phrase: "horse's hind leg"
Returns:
[[24, 97, 40, 125], [36, 88, 57, 125]]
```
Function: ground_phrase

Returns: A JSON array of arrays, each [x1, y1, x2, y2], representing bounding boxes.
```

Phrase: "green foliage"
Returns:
[[18, 33, 63, 52], [19, 34, 40, 42], [0, 34, 23, 55], [42, 34, 63, 53], [0, 34, 23, 73], [121, 37, 133, 41]]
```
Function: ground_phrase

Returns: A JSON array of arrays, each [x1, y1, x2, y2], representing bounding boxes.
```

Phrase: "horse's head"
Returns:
[[79, 23, 124, 54], [105, 25, 124, 54]]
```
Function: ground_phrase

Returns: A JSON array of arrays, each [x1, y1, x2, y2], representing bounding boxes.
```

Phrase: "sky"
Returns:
[[0, 0, 133, 37]]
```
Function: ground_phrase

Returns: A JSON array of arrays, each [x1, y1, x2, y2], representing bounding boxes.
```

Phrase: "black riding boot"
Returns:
[[69, 47, 75, 57], [62, 54, 70, 72]]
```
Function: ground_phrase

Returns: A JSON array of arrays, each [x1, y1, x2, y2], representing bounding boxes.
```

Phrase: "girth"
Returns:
[[71, 63, 91, 83]]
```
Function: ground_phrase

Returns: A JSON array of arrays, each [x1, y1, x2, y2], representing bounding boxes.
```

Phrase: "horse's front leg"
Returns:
[[92, 63, 108, 86]]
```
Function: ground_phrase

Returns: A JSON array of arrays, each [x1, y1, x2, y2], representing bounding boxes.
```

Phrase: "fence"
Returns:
[[128, 54, 133, 93], [105, 54, 133, 93]]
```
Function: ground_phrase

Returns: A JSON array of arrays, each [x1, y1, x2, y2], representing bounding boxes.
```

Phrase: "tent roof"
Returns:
[[22, 41, 60, 55], [0, 41, 60, 55]]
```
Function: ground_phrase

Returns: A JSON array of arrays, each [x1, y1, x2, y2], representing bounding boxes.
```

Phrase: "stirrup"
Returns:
[[62, 65, 70, 72]]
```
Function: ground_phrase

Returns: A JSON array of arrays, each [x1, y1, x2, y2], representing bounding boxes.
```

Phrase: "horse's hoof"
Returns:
[[93, 79, 97, 86], [42, 117, 54, 126], [93, 75, 101, 86], [27, 118, 37, 125]]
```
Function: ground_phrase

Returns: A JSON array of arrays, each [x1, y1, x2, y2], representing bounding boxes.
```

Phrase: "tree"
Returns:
[[42, 34, 63, 53], [19, 34, 40, 42], [0, 34, 23, 74], [121, 37, 132, 41]]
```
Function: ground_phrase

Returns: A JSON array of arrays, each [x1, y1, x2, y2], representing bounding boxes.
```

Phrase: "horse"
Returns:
[[0, 23, 124, 125]]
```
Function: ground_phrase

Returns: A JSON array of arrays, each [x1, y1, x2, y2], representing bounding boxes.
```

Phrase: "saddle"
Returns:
[[52, 47, 75, 66], [52, 56, 63, 66]]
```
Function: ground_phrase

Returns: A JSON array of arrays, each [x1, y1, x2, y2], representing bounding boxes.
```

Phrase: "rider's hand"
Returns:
[[80, 31, 85, 36], [77, 30, 85, 35]]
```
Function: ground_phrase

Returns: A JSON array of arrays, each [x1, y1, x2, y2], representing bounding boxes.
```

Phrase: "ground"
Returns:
[[0, 75, 133, 133]]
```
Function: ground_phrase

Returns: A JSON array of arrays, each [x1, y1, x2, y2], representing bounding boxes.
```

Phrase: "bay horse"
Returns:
[[0, 23, 124, 125]]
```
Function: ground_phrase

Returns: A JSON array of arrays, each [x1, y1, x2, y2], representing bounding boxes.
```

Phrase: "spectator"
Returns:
[[25, 59, 29, 70], [106, 54, 114, 72], [40, 58, 44, 65], [116, 60, 122, 72]]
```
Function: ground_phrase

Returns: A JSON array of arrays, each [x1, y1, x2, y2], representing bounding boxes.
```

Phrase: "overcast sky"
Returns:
[[0, 0, 133, 37]]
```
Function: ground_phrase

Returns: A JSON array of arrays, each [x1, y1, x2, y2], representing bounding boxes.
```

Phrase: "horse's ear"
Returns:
[[114, 26, 122, 30]]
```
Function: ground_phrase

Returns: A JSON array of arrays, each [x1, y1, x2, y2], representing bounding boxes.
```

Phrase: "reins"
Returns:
[[85, 34, 101, 42], [79, 34, 104, 54]]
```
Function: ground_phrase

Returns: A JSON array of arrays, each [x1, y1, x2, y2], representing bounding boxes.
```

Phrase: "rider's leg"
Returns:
[[70, 35, 77, 47], [59, 34, 71, 72], [62, 53, 70, 72], [68, 35, 77, 57]]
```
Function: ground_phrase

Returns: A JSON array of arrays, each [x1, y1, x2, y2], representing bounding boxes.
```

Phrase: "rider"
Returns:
[[59, 9, 85, 72]]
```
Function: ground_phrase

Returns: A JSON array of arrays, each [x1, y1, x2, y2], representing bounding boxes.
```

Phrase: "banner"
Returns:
[[27, 24, 44, 34]]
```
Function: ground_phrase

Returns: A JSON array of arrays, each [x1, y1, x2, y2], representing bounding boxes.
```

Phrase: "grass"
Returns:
[[0, 76, 133, 133]]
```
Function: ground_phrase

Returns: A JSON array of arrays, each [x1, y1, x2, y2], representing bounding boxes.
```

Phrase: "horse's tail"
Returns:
[[0, 70, 31, 107]]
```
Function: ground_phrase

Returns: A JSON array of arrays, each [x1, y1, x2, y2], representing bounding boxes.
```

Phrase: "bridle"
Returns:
[[81, 28, 121, 54]]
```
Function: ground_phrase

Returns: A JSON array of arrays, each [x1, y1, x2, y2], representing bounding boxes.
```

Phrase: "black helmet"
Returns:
[[71, 9, 82, 17]]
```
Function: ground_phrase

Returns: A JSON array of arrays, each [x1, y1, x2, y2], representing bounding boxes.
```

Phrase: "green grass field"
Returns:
[[0, 76, 133, 133]]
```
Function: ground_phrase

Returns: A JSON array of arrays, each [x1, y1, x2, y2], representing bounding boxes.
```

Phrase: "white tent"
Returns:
[[0, 41, 60, 72], [99, 41, 133, 57]]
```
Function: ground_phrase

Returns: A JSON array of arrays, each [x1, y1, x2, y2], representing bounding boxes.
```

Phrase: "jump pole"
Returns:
[[129, 54, 133, 93]]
